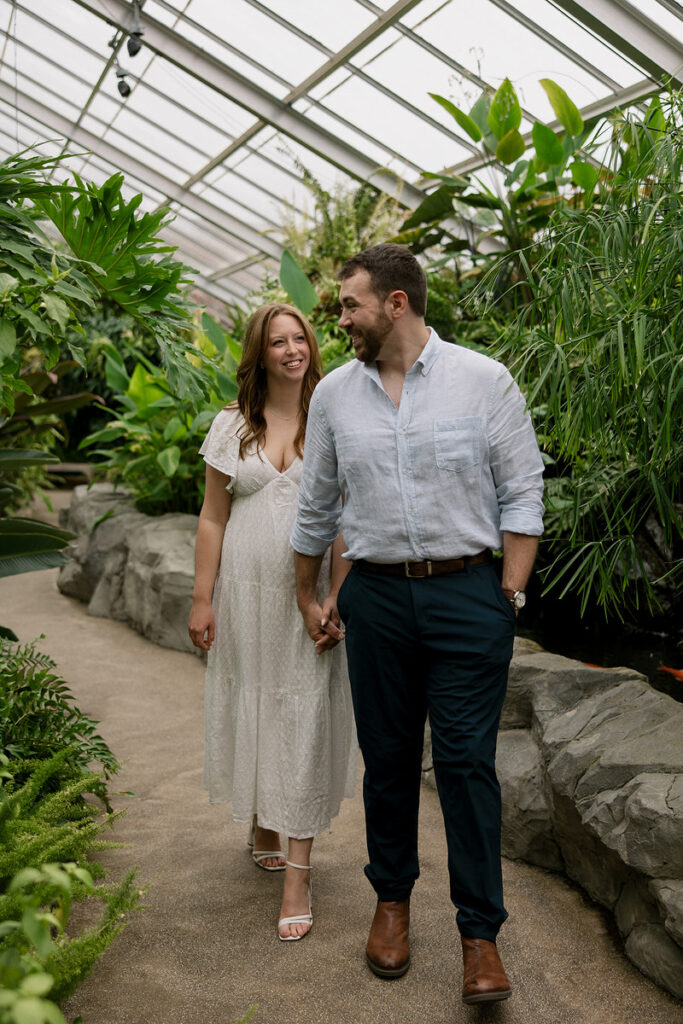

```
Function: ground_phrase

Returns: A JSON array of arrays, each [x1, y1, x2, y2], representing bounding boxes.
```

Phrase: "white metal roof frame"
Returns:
[[0, 0, 681, 303]]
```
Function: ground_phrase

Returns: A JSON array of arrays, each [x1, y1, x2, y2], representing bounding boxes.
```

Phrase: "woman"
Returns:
[[188, 303, 356, 941]]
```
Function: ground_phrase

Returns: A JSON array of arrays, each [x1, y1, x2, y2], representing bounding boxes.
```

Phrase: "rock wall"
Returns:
[[60, 485, 683, 998], [58, 483, 200, 657]]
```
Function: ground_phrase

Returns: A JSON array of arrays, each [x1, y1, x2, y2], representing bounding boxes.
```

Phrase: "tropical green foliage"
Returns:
[[0, 451, 74, 583], [488, 94, 683, 616], [0, 639, 119, 781], [0, 148, 209, 575], [0, 151, 99, 418], [32, 171, 207, 404], [81, 313, 241, 515], [394, 76, 606, 310], [0, 635, 139, 1023]]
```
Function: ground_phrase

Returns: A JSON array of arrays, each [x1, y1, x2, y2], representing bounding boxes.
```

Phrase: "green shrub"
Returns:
[[0, 639, 118, 784], [80, 311, 241, 515]]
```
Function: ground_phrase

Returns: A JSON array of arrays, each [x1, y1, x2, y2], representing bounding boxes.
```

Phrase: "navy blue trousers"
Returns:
[[337, 559, 515, 941]]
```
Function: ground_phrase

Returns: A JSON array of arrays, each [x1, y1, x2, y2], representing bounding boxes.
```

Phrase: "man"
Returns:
[[291, 243, 544, 1004]]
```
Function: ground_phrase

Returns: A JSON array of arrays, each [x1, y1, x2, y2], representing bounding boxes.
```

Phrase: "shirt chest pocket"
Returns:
[[433, 417, 481, 473]]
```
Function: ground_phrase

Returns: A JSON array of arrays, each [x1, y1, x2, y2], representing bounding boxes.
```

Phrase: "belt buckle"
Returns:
[[405, 560, 431, 578]]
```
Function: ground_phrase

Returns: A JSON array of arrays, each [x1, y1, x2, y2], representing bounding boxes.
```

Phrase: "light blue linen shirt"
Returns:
[[291, 329, 544, 562]]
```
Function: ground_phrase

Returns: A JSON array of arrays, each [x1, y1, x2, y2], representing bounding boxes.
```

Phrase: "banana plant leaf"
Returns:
[[0, 516, 74, 578]]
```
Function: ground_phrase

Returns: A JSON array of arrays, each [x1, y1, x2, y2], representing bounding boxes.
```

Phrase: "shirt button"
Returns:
[[402, 468, 408, 475]]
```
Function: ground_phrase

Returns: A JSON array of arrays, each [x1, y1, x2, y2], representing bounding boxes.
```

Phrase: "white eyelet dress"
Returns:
[[199, 407, 357, 839]]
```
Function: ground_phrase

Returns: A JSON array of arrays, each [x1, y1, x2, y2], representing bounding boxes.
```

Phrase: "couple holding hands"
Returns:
[[189, 243, 544, 1005]]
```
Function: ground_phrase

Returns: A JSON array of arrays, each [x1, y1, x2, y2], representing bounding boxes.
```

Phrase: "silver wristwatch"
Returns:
[[503, 589, 526, 610]]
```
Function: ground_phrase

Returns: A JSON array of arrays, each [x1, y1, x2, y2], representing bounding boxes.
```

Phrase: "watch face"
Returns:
[[513, 591, 526, 610]]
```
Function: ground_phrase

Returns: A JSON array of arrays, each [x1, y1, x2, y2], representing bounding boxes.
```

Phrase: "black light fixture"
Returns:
[[115, 63, 131, 98], [126, 1, 144, 57]]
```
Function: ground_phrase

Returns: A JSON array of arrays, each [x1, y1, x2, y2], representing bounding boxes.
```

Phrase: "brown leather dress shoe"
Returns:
[[461, 937, 511, 1004], [365, 899, 411, 978]]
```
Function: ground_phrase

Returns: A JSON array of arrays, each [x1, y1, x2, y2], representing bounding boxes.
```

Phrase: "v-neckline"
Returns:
[[261, 451, 299, 476]]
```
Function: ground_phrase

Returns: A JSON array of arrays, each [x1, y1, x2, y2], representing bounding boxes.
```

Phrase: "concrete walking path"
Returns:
[[2, 569, 681, 1024]]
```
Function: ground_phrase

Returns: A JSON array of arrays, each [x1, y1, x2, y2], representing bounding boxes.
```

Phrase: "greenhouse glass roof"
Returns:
[[0, 0, 681, 306]]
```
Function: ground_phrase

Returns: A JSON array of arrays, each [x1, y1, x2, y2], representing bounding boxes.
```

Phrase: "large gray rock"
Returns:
[[649, 879, 683, 946], [58, 487, 199, 656], [580, 773, 683, 878], [542, 679, 677, 799], [122, 514, 197, 654], [497, 729, 562, 871], [614, 877, 661, 936], [505, 651, 639, 731], [550, 789, 629, 909], [63, 482, 136, 534], [625, 924, 683, 1000]]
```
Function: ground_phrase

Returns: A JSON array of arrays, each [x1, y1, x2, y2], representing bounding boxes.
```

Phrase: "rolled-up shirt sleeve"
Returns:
[[291, 387, 342, 555], [488, 367, 545, 536]]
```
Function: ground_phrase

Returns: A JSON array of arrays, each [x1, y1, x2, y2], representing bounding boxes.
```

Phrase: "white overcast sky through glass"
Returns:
[[0, 0, 680, 293]]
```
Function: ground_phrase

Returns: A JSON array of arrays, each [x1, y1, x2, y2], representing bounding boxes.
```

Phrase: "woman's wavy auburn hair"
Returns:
[[231, 302, 322, 460]]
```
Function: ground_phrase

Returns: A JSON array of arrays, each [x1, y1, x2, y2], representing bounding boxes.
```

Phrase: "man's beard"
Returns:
[[351, 311, 393, 364]]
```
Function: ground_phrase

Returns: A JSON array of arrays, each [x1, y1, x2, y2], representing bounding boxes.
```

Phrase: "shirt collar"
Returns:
[[360, 327, 442, 382], [415, 327, 441, 375]]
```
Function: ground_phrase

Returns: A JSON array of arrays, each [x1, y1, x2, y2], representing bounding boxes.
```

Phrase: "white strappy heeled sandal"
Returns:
[[277, 861, 313, 941], [247, 821, 286, 872]]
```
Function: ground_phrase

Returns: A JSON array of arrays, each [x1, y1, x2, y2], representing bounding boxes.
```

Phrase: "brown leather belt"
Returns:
[[355, 549, 492, 579]]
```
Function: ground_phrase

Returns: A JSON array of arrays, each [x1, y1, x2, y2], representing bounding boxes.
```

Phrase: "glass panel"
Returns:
[[354, 35, 477, 139], [351, 25, 401, 65], [253, 127, 358, 193], [2, 44, 93, 107], [0, 69, 81, 122], [201, 168, 284, 225], [104, 107, 211, 175], [141, 57, 260, 141], [142, 0, 180, 28], [414, 0, 615, 115], [80, 114, 188, 185], [521, 0, 643, 87], [223, 150, 313, 212], [13, 10, 107, 83], [189, 180, 278, 234], [171, 208, 250, 260], [177, 0, 324, 83], [291, 95, 403, 170], [164, 17, 290, 98], [318, 75, 471, 169], [261, 0, 374, 51], [635, 0, 683, 38]]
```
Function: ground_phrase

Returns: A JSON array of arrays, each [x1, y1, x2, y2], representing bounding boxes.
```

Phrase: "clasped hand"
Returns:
[[300, 594, 345, 655]]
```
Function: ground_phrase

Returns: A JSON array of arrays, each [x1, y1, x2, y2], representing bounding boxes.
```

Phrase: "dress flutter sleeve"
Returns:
[[199, 407, 243, 493]]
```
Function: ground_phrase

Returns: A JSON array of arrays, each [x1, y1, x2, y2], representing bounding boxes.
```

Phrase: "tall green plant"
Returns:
[[0, 150, 209, 577], [81, 312, 241, 515], [394, 77, 603, 301], [32, 171, 207, 404], [488, 95, 683, 617]]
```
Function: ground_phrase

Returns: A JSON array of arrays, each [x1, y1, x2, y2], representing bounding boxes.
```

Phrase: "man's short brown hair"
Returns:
[[338, 243, 427, 317]]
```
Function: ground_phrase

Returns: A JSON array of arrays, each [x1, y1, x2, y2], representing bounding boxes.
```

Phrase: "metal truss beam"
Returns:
[[72, 0, 425, 205], [487, 0, 622, 92], [551, 0, 683, 88], [72, 0, 490, 248], [0, 82, 283, 263], [207, 255, 267, 284]]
